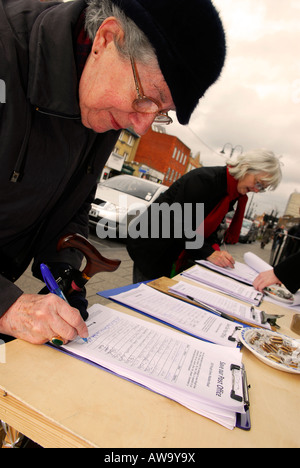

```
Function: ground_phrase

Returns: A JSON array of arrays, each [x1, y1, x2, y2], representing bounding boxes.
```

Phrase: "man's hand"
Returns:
[[207, 250, 235, 269], [253, 269, 281, 292], [0, 294, 89, 345]]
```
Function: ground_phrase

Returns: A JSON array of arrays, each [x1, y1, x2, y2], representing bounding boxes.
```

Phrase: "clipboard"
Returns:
[[147, 277, 280, 330], [147, 277, 251, 326], [98, 285, 252, 430], [231, 364, 251, 430], [98, 282, 244, 346]]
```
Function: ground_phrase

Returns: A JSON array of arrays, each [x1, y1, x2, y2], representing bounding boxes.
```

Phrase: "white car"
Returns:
[[89, 175, 168, 239]]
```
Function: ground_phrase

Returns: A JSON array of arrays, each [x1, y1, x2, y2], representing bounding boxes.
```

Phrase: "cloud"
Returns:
[[166, 0, 300, 217]]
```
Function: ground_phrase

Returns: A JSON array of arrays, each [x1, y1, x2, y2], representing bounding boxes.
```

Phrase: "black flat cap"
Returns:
[[111, 0, 226, 124]]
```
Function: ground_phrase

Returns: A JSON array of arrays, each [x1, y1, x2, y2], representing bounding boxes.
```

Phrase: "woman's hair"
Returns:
[[85, 0, 156, 64], [227, 149, 282, 191]]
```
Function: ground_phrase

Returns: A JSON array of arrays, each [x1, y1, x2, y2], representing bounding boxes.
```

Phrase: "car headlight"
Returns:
[[104, 203, 127, 214]]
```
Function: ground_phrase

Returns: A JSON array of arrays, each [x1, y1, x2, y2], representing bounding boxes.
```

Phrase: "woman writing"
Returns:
[[127, 149, 282, 282]]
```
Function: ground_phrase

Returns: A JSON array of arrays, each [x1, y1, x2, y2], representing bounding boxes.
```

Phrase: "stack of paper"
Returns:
[[183, 265, 263, 305], [196, 253, 300, 309], [243, 252, 273, 274], [197, 252, 272, 286], [168, 280, 271, 329], [109, 283, 242, 347], [62, 304, 248, 430], [196, 259, 258, 285]]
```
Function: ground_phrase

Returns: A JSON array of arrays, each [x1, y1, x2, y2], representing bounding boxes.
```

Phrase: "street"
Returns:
[[88, 231, 273, 265], [15, 234, 273, 308]]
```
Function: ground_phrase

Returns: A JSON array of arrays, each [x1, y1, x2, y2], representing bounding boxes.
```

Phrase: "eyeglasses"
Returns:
[[253, 178, 268, 193], [130, 57, 173, 125]]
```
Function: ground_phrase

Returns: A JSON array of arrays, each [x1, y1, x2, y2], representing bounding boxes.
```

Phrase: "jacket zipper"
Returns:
[[10, 104, 32, 183], [35, 106, 81, 120], [10, 105, 82, 182]]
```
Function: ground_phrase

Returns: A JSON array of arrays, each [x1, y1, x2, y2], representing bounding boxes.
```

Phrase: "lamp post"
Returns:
[[220, 143, 243, 158]]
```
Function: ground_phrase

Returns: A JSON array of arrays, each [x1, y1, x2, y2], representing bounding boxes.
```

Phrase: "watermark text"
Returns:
[[0, 79, 6, 103], [0, 339, 6, 364], [95, 199, 204, 250]]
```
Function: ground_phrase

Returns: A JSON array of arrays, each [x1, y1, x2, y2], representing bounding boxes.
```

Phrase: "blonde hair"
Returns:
[[227, 149, 282, 191]]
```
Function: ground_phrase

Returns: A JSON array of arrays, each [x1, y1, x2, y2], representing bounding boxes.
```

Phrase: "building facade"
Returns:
[[284, 192, 300, 218], [101, 128, 140, 180], [129, 125, 191, 186]]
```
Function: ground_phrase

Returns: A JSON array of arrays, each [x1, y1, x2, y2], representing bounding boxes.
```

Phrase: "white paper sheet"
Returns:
[[169, 280, 271, 329], [62, 304, 247, 429], [183, 265, 263, 305], [243, 252, 272, 273], [196, 259, 258, 285], [109, 284, 241, 347]]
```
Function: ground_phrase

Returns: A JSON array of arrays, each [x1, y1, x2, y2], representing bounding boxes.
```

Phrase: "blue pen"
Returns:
[[40, 263, 88, 344], [40, 263, 68, 303]]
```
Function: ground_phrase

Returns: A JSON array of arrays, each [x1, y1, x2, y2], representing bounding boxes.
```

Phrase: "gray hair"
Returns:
[[227, 149, 282, 191], [85, 0, 156, 64]]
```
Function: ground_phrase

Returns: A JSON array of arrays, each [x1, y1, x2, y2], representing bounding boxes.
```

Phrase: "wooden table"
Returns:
[[0, 280, 299, 448]]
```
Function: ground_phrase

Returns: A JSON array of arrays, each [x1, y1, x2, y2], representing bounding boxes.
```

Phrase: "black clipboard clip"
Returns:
[[228, 326, 242, 344], [255, 292, 263, 306], [260, 311, 284, 329], [230, 364, 251, 430]]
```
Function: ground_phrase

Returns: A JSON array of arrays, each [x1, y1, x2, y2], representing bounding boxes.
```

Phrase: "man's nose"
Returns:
[[129, 112, 156, 135]]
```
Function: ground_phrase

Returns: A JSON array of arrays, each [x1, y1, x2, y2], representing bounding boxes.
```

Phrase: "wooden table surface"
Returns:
[[0, 277, 299, 448]]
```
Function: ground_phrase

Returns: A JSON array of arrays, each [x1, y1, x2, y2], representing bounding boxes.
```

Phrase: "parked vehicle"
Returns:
[[224, 211, 235, 229], [239, 218, 258, 243], [89, 175, 168, 238]]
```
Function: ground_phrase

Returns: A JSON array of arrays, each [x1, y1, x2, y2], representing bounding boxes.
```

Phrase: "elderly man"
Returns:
[[0, 0, 226, 344]]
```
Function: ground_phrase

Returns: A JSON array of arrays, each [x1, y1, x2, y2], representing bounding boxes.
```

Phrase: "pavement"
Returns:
[[15, 234, 273, 308]]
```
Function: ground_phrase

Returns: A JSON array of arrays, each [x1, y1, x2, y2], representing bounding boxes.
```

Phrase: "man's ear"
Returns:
[[92, 17, 125, 55]]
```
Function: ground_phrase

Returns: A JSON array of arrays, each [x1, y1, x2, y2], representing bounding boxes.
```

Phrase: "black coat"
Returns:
[[127, 166, 234, 279], [274, 252, 300, 294], [0, 0, 120, 316]]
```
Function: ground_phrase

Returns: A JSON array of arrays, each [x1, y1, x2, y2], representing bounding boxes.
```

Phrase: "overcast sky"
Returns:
[[166, 0, 300, 218]]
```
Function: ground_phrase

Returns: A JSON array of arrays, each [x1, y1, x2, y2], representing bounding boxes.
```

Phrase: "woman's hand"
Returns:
[[207, 250, 235, 269]]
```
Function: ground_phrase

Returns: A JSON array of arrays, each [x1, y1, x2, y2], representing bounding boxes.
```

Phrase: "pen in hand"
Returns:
[[40, 263, 88, 344], [222, 244, 235, 269]]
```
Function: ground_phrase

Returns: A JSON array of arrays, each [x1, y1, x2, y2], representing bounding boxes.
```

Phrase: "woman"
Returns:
[[127, 149, 282, 282]]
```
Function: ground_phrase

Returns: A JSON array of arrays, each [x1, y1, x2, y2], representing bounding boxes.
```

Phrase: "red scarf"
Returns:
[[171, 168, 247, 276], [201, 168, 248, 244]]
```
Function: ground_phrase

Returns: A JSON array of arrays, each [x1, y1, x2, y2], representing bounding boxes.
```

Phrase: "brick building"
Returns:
[[130, 125, 191, 186]]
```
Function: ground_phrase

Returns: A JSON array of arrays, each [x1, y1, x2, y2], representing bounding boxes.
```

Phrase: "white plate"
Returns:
[[240, 328, 300, 374], [263, 285, 294, 304]]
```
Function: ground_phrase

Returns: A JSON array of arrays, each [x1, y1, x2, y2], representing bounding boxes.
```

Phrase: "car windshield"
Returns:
[[101, 176, 160, 201]]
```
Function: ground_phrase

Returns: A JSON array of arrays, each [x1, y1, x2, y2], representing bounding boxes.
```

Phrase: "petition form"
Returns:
[[62, 304, 247, 429], [183, 265, 262, 305], [109, 284, 241, 347], [169, 280, 271, 329]]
